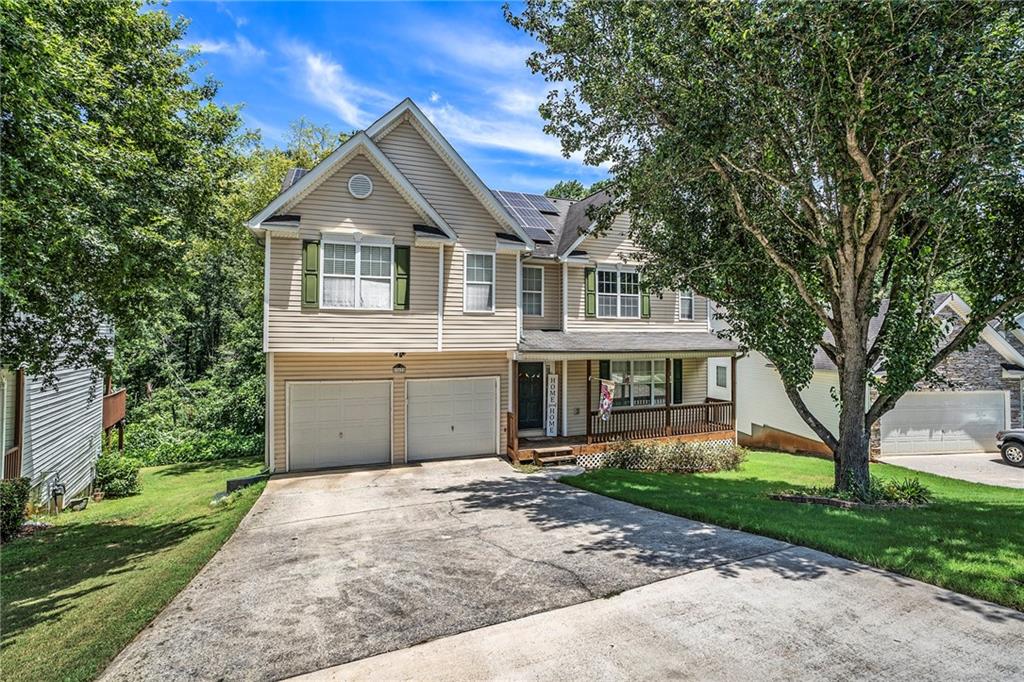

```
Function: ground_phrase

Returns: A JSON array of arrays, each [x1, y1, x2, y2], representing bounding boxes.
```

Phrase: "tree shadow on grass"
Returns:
[[0, 514, 215, 648], [427, 468, 1024, 622]]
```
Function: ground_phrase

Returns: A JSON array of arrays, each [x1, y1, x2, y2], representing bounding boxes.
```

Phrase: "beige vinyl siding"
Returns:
[[564, 263, 710, 333], [522, 261, 562, 330], [267, 153, 442, 352], [376, 120, 517, 350], [563, 357, 709, 436], [271, 351, 509, 471]]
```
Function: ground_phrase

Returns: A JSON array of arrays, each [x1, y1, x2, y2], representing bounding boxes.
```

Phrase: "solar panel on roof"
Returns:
[[524, 193, 559, 215], [493, 190, 555, 231], [524, 225, 553, 243]]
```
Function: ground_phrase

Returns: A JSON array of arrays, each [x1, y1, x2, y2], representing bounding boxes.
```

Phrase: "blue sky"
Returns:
[[171, 0, 606, 193]]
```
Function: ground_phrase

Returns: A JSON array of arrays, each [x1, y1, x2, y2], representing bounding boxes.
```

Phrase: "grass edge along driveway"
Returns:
[[564, 451, 1023, 611], [1, 457, 265, 682]]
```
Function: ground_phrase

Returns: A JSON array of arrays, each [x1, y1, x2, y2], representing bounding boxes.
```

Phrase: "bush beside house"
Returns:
[[1, 478, 31, 542], [602, 440, 747, 474]]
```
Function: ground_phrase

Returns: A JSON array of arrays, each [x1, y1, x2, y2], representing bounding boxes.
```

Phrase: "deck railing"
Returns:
[[588, 401, 734, 444], [103, 389, 127, 431], [3, 446, 22, 479]]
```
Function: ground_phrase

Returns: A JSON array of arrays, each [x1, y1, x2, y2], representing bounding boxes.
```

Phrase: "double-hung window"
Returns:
[[522, 266, 543, 316], [464, 252, 495, 312], [321, 238, 393, 310], [609, 360, 666, 407], [597, 266, 640, 318], [679, 289, 694, 320]]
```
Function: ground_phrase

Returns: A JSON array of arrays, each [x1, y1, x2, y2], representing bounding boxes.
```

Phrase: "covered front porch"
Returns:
[[507, 331, 739, 465]]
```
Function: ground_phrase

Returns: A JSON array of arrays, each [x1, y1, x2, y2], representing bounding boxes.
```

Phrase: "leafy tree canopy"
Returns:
[[545, 178, 612, 200], [1, 0, 242, 378], [510, 0, 1024, 490]]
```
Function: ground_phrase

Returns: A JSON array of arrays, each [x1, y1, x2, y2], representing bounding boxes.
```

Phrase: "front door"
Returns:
[[518, 363, 544, 430]]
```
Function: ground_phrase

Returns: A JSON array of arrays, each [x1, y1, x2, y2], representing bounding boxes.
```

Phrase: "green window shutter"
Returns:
[[599, 360, 610, 380], [394, 245, 410, 310], [641, 291, 651, 318], [585, 268, 597, 317], [672, 358, 683, 404], [301, 240, 319, 309]]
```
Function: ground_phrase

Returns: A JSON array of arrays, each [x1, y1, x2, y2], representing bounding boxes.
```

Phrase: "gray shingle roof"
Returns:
[[488, 188, 614, 259], [519, 329, 737, 354]]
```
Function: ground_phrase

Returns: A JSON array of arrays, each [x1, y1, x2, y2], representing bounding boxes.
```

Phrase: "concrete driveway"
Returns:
[[883, 452, 1024, 488], [102, 458, 1023, 681]]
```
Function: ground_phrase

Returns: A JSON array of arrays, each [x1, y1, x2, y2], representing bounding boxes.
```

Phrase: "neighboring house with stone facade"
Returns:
[[736, 293, 1024, 457], [247, 98, 738, 473]]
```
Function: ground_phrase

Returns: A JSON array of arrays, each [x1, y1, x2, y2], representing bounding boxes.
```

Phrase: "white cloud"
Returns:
[[491, 86, 545, 117], [216, 1, 249, 28], [429, 91, 442, 103], [420, 29, 534, 75], [280, 43, 392, 128], [422, 102, 566, 160], [195, 34, 266, 67]]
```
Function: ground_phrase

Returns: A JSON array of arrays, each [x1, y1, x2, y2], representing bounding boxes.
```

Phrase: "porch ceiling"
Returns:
[[517, 330, 738, 358]]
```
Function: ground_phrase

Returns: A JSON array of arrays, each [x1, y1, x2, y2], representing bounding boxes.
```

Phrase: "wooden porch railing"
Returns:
[[589, 401, 734, 444], [3, 446, 22, 480], [103, 388, 127, 431], [506, 410, 518, 458]]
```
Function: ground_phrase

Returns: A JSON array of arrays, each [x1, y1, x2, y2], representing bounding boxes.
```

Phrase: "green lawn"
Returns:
[[565, 451, 1024, 611], [1, 457, 265, 682]]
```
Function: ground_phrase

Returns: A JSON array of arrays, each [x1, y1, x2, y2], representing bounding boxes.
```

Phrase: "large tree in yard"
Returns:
[[0, 0, 242, 379], [509, 1, 1024, 493]]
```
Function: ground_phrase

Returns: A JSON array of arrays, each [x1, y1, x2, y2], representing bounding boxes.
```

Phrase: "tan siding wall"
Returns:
[[271, 351, 509, 471], [564, 263, 710, 333], [562, 357, 709, 437], [522, 261, 562, 330], [377, 120, 517, 350], [267, 153, 442, 352]]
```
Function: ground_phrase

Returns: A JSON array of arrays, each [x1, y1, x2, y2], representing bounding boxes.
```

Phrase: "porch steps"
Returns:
[[532, 446, 576, 466]]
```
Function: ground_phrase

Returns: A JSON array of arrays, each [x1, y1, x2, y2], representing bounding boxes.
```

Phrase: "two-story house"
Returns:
[[247, 99, 738, 473]]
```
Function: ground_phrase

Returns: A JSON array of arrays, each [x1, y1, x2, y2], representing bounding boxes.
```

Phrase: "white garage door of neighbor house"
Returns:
[[880, 390, 1007, 456], [407, 378, 498, 461], [288, 381, 391, 471]]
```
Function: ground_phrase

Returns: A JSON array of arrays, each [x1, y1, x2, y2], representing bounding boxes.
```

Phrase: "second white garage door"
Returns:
[[407, 377, 498, 461], [288, 381, 391, 471], [880, 390, 1008, 455]]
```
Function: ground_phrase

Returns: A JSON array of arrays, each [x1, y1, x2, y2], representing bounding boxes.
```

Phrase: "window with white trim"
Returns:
[[321, 239, 392, 310], [679, 289, 694, 320], [597, 266, 640, 318], [610, 360, 666, 407], [522, 266, 543, 316], [464, 252, 495, 312], [716, 365, 728, 388]]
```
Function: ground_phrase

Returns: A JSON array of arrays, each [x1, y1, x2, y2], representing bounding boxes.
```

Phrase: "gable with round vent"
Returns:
[[348, 173, 373, 199]]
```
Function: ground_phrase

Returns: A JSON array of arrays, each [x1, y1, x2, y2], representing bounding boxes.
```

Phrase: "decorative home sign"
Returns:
[[545, 372, 559, 437], [599, 379, 616, 421]]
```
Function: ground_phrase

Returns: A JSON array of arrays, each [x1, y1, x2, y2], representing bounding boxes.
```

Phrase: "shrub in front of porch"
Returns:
[[602, 440, 746, 474]]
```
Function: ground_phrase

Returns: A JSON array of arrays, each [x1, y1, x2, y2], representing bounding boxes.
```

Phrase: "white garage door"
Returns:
[[880, 391, 1007, 455], [288, 381, 391, 470], [407, 377, 498, 461]]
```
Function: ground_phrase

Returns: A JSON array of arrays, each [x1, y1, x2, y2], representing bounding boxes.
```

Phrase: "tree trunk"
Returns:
[[834, 350, 871, 492]]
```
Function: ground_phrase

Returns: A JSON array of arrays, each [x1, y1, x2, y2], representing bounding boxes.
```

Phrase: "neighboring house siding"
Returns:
[[1, 370, 15, 452], [736, 351, 840, 445], [271, 351, 509, 471], [21, 365, 103, 503], [376, 120, 517, 350], [564, 263, 710, 332], [266, 154, 440, 352], [522, 261, 562, 331], [563, 357, 709, 436]]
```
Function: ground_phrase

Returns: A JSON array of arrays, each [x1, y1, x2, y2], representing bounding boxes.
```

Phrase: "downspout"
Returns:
[[437, 246, 444, 351]]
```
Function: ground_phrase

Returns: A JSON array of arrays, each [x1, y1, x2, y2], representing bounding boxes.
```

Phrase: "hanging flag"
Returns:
[[599, 379, 616, 421]]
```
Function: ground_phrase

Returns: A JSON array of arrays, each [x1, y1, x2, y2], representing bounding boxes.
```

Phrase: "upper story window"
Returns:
[[610, 360, 666, 407], [321, 238, 393, 310], [464, 252, 495, 313], [522, 266, 543, 316], [597, 266, 640, 318], [679, 290, 694, 320]]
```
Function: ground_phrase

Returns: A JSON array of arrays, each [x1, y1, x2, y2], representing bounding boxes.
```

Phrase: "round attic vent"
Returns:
[[348, 174, 373, 199]]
